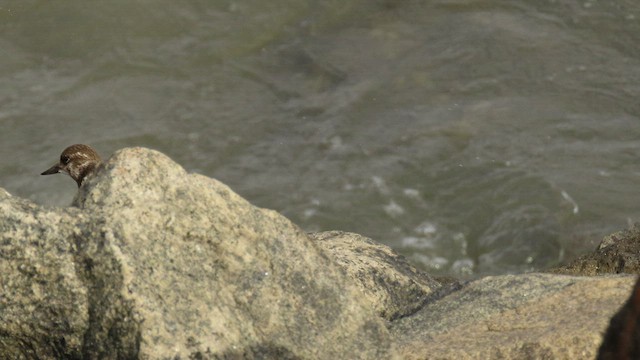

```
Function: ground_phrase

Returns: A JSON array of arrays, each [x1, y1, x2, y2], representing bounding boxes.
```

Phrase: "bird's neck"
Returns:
[[74, 161, 101, 187]]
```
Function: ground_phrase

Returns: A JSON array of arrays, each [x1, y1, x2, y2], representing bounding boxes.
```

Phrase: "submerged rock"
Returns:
[[0, 147, 398, 359]]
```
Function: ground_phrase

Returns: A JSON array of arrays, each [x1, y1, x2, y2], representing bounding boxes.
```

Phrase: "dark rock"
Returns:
[[550, 223, 640, 275], [598, 276, 640, 360]]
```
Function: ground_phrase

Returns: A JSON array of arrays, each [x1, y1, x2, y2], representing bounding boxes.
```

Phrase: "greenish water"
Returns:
[[2, 0, 640, 276]]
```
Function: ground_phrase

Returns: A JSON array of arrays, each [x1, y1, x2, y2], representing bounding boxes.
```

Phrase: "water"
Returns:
[[2, 0, 640, 276]]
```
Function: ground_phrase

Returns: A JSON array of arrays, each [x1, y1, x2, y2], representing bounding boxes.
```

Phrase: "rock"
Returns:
[[390, 273, 635, 359], [4, 146, 640, 360], [598, 276, 640, 359], [0, 194, 88, 359], [309, 231, 442, 320], [550, 223, 640, 275], [0, 147, 397, 359]]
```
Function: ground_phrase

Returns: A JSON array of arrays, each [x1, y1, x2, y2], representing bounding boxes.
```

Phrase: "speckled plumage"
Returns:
[[41, 144, 102, 187]]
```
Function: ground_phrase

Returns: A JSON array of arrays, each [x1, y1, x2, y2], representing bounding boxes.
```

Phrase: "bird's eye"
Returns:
[[61, 155, 70, 165]]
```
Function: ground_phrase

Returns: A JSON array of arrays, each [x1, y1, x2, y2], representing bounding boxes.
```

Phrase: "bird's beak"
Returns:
[[41, 163, 62, 175]]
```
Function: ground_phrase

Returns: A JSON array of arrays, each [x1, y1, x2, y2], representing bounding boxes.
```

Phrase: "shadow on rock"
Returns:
[[598, 275, 640, 360]]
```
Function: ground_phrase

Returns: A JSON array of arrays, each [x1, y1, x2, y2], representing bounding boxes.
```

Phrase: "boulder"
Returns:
[[310, 231, 442, 321], [390, 273, 635, 359], [551, 223, 640, 276], [3, 146, 639, 360], [0, 191, 88, 359], [0, 147, 397, 359]]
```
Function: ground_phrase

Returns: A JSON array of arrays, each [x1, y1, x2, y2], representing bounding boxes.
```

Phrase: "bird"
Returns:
[[41, 144, 102, 187]]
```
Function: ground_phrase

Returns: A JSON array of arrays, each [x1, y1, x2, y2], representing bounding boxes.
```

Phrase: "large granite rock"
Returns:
[[391, 273, 634, 359], [0, 147, 399, 359], [2, 146, 638, 359], [309, 231, 442, 321], [0, 191, 88, 358]]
